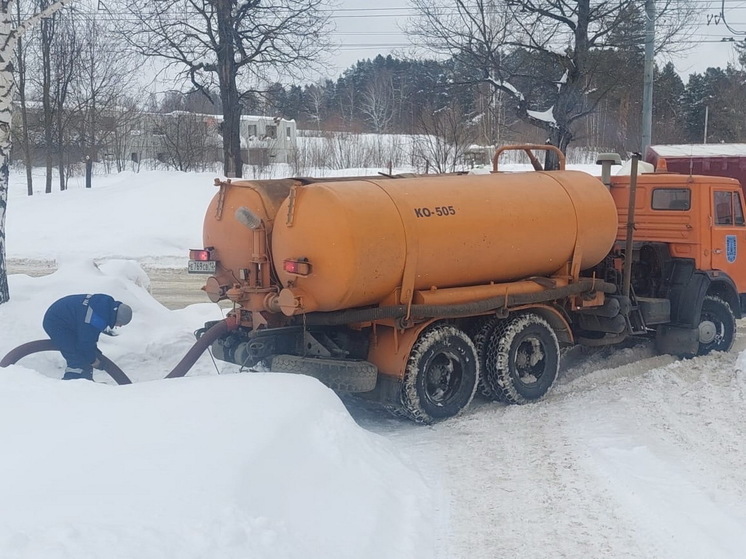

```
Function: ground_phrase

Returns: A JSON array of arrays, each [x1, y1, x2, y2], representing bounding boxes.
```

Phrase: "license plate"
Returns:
[[188, 260, 216, 274]]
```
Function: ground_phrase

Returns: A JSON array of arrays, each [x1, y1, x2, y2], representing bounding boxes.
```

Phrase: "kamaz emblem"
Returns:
[[726, 235, 737, 263]]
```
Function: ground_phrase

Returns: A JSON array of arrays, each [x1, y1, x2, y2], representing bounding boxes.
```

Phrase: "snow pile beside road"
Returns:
[[0, 262, 439, 559]]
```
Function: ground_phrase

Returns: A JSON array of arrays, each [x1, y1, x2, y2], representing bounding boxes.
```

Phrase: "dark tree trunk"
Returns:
[[85, 156, 92, 188], [14, 1, 33, 196], [216, 0, 242, 178], [56, 101, 65, 189], [40, 4, 54, 194]]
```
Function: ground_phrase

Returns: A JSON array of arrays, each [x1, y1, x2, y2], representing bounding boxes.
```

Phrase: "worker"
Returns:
[[42, 294, 133, 380]]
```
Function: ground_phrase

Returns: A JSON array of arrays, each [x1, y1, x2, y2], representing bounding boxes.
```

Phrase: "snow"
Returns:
[[485, 76, 525, 101], [526, 106, 557, 125], [3, 164, 746, 558], [648, 143, 746, 158]]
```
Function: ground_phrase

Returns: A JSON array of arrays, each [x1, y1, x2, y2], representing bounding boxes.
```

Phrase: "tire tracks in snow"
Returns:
[[353, 323, 746, 558]]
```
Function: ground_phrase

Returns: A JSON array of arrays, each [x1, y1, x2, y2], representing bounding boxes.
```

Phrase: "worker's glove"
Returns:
[[91, 358, 103, 370]]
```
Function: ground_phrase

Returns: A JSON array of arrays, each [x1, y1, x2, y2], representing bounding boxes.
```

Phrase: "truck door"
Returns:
[[710, 188, 746, 287]]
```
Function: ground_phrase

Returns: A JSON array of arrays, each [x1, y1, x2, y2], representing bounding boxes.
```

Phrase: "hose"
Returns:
[[0, 316, 240, 384], [0, 339, 132, 385], [165, 316, 239, 379]]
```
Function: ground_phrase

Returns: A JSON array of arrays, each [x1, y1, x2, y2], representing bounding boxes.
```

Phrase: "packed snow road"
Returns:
[[347, 327, 746, 559], [7, 259, 213, 309]]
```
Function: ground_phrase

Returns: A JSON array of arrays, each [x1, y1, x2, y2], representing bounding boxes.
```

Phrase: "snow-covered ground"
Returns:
[[2, 166, 746, 558]]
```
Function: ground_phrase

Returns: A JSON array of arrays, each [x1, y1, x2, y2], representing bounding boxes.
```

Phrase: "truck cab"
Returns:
[[602, 167, 746, 356]]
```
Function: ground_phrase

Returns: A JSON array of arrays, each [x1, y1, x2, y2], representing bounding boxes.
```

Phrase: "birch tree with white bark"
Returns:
[[0, 0, 71, 303]]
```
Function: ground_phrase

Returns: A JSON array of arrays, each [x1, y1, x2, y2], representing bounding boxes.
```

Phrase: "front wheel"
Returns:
[[696, 295, 736, 355], [401, 324, 479, 424]]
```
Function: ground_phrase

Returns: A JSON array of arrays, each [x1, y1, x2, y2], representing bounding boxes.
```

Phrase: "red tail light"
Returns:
[[283, 258, 311, 276], [189, 248, 213, 261]]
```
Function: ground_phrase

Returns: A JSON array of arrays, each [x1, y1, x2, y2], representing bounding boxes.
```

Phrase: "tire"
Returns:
[[400, 324, 479, 424], [270, 354, 378, 393], [472, 317, 506, 401], [483, 313, 559, 405], [696, 295, 736, 356]]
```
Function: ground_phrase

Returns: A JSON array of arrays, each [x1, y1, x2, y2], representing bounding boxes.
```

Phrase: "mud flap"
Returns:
[[655, 324, 699, 357]]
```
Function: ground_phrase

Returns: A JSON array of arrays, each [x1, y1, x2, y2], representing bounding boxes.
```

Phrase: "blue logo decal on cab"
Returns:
[[726, 235, 737, 263]]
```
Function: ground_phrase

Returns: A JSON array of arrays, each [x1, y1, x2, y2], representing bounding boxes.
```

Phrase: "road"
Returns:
[[7, 259, 211, 309]]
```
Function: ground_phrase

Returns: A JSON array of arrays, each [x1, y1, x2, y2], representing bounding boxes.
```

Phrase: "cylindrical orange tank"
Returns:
[[271, 171, 618, 314]]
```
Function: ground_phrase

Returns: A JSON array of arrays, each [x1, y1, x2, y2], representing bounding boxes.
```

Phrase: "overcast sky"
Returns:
[[329, 1, 746, 80]]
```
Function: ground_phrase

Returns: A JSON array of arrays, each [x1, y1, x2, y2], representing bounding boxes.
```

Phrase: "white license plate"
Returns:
[[188, 260, 216, 274]]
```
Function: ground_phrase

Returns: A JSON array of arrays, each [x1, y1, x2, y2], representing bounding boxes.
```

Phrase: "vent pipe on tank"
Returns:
[[235, 206, 263, 230], [596, 153, 622, 186]]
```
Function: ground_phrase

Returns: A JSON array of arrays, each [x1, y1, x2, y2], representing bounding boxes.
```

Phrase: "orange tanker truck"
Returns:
[[188, 145, 746, 423]]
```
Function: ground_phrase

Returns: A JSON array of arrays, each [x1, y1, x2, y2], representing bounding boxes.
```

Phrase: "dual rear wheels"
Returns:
[[400, 313, 560, 423], [476, 313, 559, 404]]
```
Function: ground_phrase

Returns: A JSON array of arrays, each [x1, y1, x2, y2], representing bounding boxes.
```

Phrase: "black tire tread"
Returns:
[[472, 317, 506, 401], [697, 294, 736, 356], [400, 324, 479, 424], [483, 313, 559, 405]]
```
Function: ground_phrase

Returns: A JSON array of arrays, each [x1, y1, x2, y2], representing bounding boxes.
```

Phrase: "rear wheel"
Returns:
[[483, 313, 559, 404], [696, 295, 735, 355], [472, 317, 506, 401], [401, 324, 479, 424]]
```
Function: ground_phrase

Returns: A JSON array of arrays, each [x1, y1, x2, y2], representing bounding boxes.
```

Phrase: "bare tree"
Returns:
[[108, 95, 141, 172], [1, 0, 72, 304], [156, 112, 212, 172], [121, 0, 333, 178], [412, 102, 476, 173], [360, 72, 396, 134], [13, 0, 33, 195], [70, 12, 134, 188], [50, 8, 80, 190], [38, 0, 54, 191], [305, 83, 326, 131], [408, 0, 694, 166], [22, 0, 76, 191]]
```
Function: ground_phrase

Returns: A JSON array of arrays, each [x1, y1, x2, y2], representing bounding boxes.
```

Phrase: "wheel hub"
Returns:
[[515, 338, 544, 377], [426, 354, 458, 403], [698, 320, 717, 344]]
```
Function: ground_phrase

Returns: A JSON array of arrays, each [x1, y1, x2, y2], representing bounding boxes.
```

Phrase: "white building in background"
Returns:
[[241, 115, 297, 165], [137, 113, 297, 166], [11, 103, 297, 170]]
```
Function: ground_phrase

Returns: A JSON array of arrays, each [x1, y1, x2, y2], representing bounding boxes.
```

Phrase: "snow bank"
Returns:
[[0, 262, 438, 559]]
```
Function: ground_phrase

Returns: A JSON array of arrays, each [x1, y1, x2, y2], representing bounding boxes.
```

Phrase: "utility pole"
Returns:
[[641, 0, 656, 154], [703, 106, 709, 143]]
